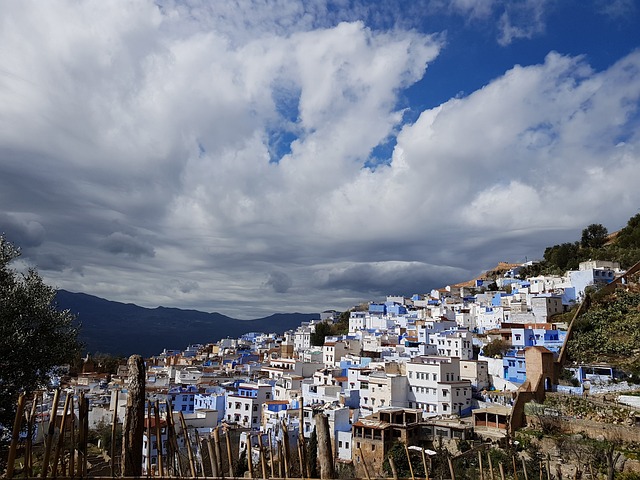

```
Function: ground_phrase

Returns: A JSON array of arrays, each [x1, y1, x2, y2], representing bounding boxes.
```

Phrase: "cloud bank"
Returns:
[[1, 1, 639, 317]]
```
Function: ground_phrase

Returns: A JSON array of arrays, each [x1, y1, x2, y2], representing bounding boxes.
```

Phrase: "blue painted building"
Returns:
[[168, 385, 198, 413], [503, 349, 527, 384]]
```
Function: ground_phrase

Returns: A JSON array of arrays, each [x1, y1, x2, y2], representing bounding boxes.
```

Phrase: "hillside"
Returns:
[[566, 273, 640, 376], [55, 290, 319, 357]]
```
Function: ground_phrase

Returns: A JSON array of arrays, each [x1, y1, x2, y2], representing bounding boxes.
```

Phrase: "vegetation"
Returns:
[[481, 338, 511, 358], [519, 214, 640, 278], [581, 223, 609, 248], [567, 285, 640, 375], [0, 236, 82, 440], [310, 309, 352, 346]]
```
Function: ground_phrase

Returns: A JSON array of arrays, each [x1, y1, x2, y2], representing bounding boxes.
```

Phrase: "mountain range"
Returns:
[[54, 290, 320, 358]]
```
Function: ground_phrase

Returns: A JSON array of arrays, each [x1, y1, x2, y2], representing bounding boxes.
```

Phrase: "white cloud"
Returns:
[[0, 2, 639, 318], [497, 0, 548, 46]]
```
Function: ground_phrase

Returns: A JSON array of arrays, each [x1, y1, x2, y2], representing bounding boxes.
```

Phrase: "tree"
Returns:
[[581, 223, 608, 249], [481, 338, 510, 358], [310, 321, 332, 346], [544, 242, 580, 272], [0, 236, 82, 439]]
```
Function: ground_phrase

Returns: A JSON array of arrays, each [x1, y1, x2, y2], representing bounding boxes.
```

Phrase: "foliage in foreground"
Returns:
[[0, 236, 82, 439]]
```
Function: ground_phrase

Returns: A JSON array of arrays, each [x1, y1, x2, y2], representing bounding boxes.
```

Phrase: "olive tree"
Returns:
[[581, 223, 608, 249], [0, 235, 82, 439]]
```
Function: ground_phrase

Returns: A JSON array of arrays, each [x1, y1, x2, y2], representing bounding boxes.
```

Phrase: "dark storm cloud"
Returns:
[[314, 261, 469, 297], [100, 232, 156, 258], [266, 271, 294, 293], [0, 213, 45, 248]]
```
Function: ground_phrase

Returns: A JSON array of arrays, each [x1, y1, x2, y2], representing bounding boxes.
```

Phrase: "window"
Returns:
[[371, 444, 376, 451], [339, 441, 343, 448]]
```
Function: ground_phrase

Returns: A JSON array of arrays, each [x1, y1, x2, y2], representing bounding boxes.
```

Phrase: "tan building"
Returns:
[[352, 408, 422, 478]]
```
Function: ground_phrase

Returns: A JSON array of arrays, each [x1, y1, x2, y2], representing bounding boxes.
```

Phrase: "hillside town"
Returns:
[[31, 258, 638, 478]]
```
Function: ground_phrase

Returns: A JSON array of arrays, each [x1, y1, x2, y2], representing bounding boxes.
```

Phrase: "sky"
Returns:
[[1, 0, 640, 318]]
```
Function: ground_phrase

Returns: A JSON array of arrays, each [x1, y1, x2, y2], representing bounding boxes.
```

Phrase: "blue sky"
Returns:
[[1, 0, 640, 318]]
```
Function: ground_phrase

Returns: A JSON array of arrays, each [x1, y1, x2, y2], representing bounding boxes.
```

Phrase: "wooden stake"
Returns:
[[388, 455, 398, 480], [154, 400, 164, 477], [53, 394, 71, 476], [297, 436, 305, 480], [147, 401, 153, 477], [448, 455, 456, 480], [111, 389, 119, 477], [69, 395, 75, 479], [213, 427, 224, 478], [25, 394, 39, 477], [513, 455, 519, 480], [546, 454, 551, 480], [499, 463, 506, 480], [6, 392, 26, 479], [82, 394, 89, 477], [179, 411, 196, 477], [268, 432, 275, 478], [258, 432, 268, 480], [479, 451, 484, 480], [404, 443, 415, 480], [422, 448, 430, 480], [205, 437, 218, 478], [194, 428, 204, 478], [121, 355, 145, 476], [521, 456, 529, 480], [165, 400, 177, 476], [315, 414, 335, 479], [539, 461, 543, 480], [225, 429, 235, 478], [488, 451, 495, 480], [358, 447, 371, 480], [277, 439, 284, 479], [247, 435, 255, 479], [42, 388, 61, 478], [281, 420, 291, 478]]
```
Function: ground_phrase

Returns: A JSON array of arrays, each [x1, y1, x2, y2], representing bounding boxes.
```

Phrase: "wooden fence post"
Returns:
[[5, 392, 26, 479], [315, 413, 335, 479], [121, 355, 146, 476]]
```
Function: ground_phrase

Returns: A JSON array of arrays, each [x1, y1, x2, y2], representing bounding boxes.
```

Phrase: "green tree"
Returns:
[[0, 236, 82, 438], [481, 338, 510, 358], [310, 321, 332, 346], [581, 223, 608, 248], [616, 213, 640, 248], [543, 242, 580, 272]]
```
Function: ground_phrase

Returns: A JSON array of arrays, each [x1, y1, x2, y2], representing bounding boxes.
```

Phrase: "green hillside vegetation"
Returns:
[[519, 212, 640, 376], [519, 213, 640, 277], [566, 279, 640, 376]]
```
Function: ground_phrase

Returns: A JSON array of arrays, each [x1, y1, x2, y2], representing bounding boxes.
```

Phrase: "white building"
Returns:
[[224, 383, 273, 430], [406, 356, 472, 416], [430, 329, 474, 360]]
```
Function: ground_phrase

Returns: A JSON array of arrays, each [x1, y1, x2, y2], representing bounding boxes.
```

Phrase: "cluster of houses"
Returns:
[[52, 259, 622, 476]]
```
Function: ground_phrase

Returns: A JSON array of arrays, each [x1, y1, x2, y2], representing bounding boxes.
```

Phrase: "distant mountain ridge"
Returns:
[[55, 290, 319, 357]]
